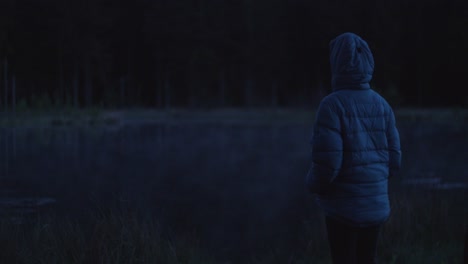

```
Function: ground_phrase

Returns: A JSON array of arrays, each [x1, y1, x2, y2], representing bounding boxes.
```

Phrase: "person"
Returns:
[[305, 32, 402, 264]]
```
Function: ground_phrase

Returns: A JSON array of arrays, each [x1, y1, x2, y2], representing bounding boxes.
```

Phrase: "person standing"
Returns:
[[306, 32, 402, 264]]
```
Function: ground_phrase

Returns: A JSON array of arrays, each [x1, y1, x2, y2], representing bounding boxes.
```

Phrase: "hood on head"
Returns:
[[329, 32, 374, 91]]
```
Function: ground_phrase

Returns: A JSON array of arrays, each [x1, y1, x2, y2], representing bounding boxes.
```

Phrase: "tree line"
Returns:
[[0, 0, 467, 111]]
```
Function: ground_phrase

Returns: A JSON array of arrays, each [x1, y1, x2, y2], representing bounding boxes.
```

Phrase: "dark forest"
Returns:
[[0, 0, 467, 110]]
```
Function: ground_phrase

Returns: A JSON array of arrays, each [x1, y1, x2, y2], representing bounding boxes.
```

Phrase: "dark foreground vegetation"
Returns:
[[0, 186, 465, 264]]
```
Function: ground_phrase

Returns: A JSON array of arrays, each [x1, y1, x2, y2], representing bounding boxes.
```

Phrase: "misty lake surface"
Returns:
[[1, 114, 467, 257]]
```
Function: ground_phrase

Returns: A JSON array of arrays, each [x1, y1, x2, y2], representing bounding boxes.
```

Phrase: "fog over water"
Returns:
[[0, 118, 466, 258]]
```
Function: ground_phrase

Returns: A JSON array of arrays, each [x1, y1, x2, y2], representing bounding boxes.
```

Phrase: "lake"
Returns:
[[0, 111, 467, 261]]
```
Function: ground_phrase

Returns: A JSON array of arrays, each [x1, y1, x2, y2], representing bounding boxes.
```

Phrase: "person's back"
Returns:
[[306, 32, 402, 264]]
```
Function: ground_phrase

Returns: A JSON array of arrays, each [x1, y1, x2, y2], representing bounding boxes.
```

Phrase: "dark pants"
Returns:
[[325, 216, 381, 264]]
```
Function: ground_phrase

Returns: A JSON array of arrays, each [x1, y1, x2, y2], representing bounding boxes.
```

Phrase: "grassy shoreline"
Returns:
[[0, 107, 467, 127]]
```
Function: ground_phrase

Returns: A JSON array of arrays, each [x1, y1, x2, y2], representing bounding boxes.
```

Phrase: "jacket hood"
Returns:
[[329, 32, 374, 91]]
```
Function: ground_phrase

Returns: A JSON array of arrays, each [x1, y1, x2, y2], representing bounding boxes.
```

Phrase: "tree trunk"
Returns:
[[11, 75, 15, 115], [219, 69, 226, 107], [302, 73, 309, 108], [58, 44, 65, 107], [164, 74, 170, 110], [244, 72, 254, 108], [157, 75, 163, 109], [120, 76, 125, 108], [416, 4, 423, 107], [84, 59, 92, 107], [73, 64, 79, 109], [244, 0, 255, 108], [4, 130, 9, 178], [136, 83, 141, 107], [271, 79, 278, 108], [4, 59, 8, 112], [187, 69, 197, 108]]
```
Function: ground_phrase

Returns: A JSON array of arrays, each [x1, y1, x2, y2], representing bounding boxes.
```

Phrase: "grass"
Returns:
[[377, 185, 466, 264], [0, 185, 465, 264], [0, 208, 217, 264]]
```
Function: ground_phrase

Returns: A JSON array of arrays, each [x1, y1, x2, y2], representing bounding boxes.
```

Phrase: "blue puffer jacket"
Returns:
[[306, 32, 402, 227]]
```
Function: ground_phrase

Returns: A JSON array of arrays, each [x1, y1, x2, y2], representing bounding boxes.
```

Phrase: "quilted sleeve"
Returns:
[[387, 108, 401, 177], [306, 101, 343, 194]]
